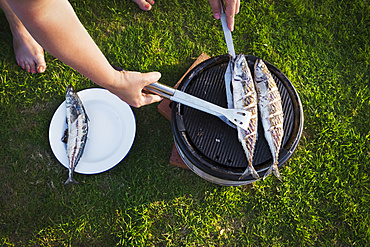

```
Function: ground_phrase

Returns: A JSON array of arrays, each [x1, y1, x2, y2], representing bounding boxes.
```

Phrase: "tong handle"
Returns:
[[146, 82, 226, 118], [145, 82, 175, 99], [219, 1, 236, 58], [220, 0, 225, 13]]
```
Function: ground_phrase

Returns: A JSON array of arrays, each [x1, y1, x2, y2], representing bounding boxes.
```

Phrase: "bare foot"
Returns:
[[131, 0, 155, 11], [1, 0, 46, 73], [12, 25, 46, 74]]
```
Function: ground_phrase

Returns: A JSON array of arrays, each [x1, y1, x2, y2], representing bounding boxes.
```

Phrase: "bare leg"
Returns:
[[0, 0, 46, 73], [131, 0, 155, 11], [6, 0, 162, 107]]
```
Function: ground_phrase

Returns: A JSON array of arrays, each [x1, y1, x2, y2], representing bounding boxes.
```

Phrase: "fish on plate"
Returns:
[[254, 59, 284, 180], [232, 54, 259, 180], [61, 85, 89, 185]]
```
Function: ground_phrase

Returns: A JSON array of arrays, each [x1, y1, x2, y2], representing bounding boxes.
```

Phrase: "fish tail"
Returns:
[[64, 176, 79, 185], [239, 164, 260, 180], [263, 165, 273, 180], [272, 165, 282, 181], [263, 162, 282, 181], [64, 170, 79, 186]]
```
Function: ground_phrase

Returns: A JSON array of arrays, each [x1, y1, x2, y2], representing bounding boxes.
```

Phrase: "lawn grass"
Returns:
[[1, 0, 369, 246]]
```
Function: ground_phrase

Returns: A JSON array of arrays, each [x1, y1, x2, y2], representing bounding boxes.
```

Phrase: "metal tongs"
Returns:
[[145, 82, 251, 131], [220, 0, 235, 109]]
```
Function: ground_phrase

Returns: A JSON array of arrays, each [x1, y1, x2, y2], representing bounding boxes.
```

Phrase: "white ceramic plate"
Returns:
[[49, 88, 136, 174]]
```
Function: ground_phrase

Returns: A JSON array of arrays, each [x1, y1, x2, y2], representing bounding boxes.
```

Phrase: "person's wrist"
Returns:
[[104, 69, 124, 96]]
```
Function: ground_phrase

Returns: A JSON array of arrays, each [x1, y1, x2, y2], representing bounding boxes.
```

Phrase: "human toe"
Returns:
[[29, 62, 38, 74], [133, 0, 152, 11], [18, 58, 25, 70], [36, 56, 47, 73], [37, 64, 46, 73], [24, 63, 31, 73]]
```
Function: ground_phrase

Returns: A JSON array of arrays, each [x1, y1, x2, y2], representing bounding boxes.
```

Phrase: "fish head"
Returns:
[[65, 85, 88, 123], [254, 60, 263, 80], [66, 85, 75, 96], [254, 59, 270, 84], [65, 85, 79, 105]]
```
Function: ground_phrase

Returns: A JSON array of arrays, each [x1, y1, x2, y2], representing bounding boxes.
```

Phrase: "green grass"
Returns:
[[1, 0, 369, 246]]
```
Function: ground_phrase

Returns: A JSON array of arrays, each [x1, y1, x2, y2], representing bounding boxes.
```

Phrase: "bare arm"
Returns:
[[6, 0, 162, 107]]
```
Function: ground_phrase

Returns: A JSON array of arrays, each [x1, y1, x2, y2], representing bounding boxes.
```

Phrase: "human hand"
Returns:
[[108, 70, 163, 108], [208, 0, 240, 31]]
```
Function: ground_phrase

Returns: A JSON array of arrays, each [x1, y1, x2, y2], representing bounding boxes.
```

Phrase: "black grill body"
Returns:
[[171, 55, 304, 186]]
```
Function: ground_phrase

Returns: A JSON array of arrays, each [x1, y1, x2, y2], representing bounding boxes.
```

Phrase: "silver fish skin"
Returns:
[[254, 59, 284, 180], [64, 85, 89, 185], [232, 54, 259, 179]]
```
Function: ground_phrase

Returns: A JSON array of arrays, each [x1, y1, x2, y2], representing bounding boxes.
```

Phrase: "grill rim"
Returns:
[[171, 54, 304, 185]]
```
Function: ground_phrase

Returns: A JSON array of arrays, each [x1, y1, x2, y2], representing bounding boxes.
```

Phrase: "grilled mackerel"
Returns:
[[254, 59, 284, 180], [232, 55, 259, 179], [63, 85, 89, 185]]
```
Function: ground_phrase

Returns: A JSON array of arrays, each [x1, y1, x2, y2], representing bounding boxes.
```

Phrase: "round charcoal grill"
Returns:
[[171, 55, 304, 186]]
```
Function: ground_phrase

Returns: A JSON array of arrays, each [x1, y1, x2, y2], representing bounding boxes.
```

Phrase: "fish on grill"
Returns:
[[62, 85, 89, 185], [254, 59, 284, 180], [232, 54, 259, 179]]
